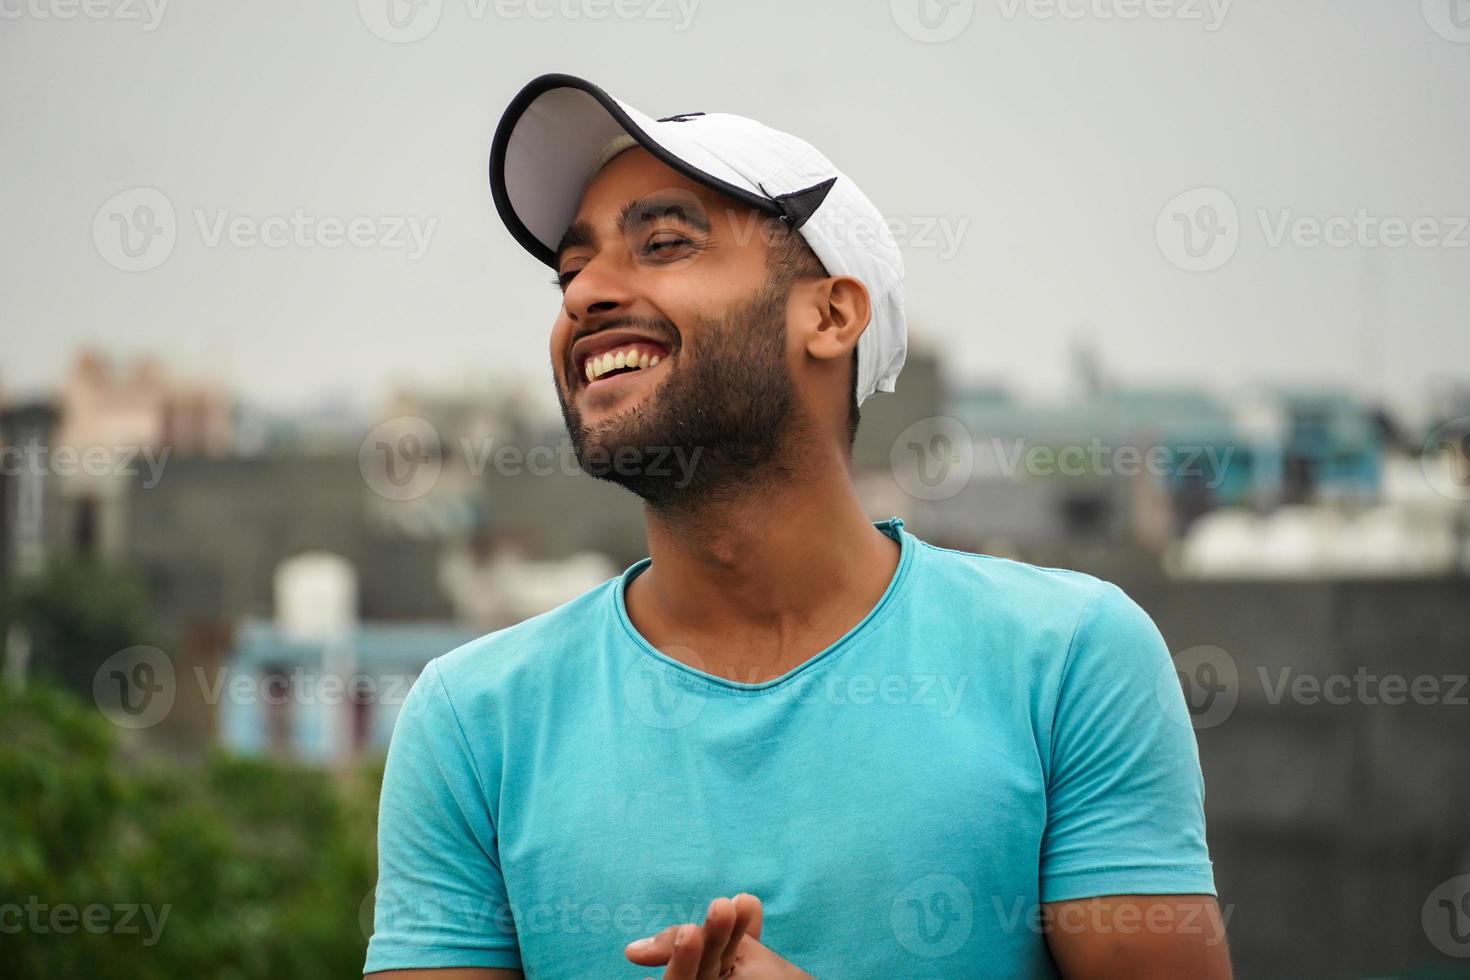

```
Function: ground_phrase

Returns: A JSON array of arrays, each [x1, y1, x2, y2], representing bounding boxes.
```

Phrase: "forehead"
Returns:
[[571, 146, 743, 227]]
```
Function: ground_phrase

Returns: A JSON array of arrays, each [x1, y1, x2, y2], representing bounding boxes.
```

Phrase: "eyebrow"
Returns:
[[555, 194, 711, 264]]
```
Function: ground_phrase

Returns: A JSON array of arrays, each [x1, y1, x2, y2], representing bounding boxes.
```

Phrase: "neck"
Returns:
[[630, 439, 900, 673]]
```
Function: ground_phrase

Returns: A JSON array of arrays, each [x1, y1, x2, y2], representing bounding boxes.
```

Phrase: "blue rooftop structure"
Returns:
[[220, 617, 482, 763]]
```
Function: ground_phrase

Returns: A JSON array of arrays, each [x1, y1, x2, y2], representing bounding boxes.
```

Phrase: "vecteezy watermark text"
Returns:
[[993, 895, 1232, 945], [1259, 666, 1468, 707], [1157, 644, 1470, 732], [193, 209, 436, 259], [889, 417, 1236, 502], [1158, 187, 1470, 272], [93, 187, 438, 272], [0, 898, 170, 946], [0, 437, 170, 488], [357, 0, 701, 43], [994, 0, 1229, 30], [0, 0, 167, 29], [723, 208, 970, 261], [194, 666, 417, 709], [358, 417, 705, 501]]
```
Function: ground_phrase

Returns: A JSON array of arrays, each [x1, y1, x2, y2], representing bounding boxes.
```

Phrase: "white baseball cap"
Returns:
[[488, 73, 906, 405]]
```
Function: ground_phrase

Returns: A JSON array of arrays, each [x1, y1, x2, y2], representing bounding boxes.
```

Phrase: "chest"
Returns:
[[493, 681, 1051, 978]]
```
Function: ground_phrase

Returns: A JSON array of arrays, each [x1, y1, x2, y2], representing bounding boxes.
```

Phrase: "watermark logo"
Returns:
[[93, 189, 438, 270], [1422, 0, 1470, 43], [358, 0, 443, 41], [93, 187, 176, 272], [360, 875, 512, 943], [92, 646, 176, 730], [621, 645, 707, 730], [891, 0, 975, 42], [891, 417, 975, 501], [1160, 189, 1470, 270], [361, 876, 434, 942], [1421, 418, 1470, 501], [359, 416, 443, 501], [1157, 644, 1238, 730], [1423, 874, 1470, 957], [1156, 187, 1238, 272], [891, 426, 1234, 500], [359, 0, 700, 41], [890, 873, 973, 958]]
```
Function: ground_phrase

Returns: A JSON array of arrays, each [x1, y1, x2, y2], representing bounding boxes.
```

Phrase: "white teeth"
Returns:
[[585, 346, 667, 382]]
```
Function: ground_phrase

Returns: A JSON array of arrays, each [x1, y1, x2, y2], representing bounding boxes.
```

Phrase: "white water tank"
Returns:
[[275, 552, 358, 641]]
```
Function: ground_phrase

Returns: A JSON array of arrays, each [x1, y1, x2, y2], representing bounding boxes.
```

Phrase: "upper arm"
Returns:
[[1037, 587, 1226, 975], [1042, 895, 1231, 980], [1039, 582, 1217, 902], [364, 661, 522, 975]]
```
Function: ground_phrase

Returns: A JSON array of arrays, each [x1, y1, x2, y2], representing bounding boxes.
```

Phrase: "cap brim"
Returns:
[[489, 73, 781, 269]]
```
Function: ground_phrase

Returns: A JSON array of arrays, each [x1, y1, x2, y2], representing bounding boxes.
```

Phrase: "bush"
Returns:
[[0, 681, 381, 979], [1, 559, 152, 701]]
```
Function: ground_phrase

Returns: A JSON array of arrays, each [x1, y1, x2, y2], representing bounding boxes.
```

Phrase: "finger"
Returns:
[[625, 924, 680, 966], [737, 892, 764, 942], [663, 923, 704, 980], [720, 894, 757, 974], [696, 897, 736, 979]]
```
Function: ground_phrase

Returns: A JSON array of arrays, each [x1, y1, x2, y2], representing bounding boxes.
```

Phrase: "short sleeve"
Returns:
[[1038, 582, 1217, 903], [364, 660, 522, 973]]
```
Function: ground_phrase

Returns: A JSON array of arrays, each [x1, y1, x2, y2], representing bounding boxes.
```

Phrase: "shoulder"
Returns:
[[907, 536, 1164, 672], [911, 536, 1124, 627], [418, 574, 622, 705]]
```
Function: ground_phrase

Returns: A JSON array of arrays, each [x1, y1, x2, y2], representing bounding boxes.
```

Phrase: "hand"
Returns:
[[624, 893, 812, 980]]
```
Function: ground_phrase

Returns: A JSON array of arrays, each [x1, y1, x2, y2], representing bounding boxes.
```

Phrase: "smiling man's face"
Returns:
[[549, 146, 824, 508]]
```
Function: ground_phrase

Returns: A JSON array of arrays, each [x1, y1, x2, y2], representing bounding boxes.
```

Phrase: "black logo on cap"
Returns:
[[656, 112, 706, 123]]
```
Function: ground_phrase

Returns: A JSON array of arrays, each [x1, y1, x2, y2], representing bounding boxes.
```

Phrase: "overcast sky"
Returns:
[[3, 0, 1468, 423]]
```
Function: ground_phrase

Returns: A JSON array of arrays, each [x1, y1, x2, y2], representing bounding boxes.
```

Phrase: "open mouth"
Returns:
[[578, 341, 671, 389]]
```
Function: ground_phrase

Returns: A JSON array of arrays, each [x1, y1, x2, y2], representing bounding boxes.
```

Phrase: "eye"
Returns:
[[643, 233, 694, 257], [552, 269, 579, 291]]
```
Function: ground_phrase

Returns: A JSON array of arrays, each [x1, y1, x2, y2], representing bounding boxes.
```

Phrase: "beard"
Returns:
[[556, 278, 800, 511]]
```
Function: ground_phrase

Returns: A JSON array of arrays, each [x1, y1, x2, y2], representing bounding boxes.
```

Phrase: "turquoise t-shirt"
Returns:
[[365, 518, 1215, 978]]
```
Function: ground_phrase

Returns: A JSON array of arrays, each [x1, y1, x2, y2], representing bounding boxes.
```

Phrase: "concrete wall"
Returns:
[[1124, 577, 1470, 978]]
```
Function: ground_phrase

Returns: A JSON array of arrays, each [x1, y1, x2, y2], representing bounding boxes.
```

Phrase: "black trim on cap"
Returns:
[[770, 176, 838, 231], [489, 73, 784, 269]]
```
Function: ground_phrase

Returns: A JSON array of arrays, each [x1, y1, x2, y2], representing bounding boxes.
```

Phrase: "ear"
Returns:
[[790, 275, 872, 365]]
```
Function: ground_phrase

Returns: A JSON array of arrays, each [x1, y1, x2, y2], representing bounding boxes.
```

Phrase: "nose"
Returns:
[[561, 251, 636, 323]]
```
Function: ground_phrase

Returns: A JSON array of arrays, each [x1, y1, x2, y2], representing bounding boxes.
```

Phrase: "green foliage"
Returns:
[[3, 560, 153, 697], [0, 682, 381, 979]]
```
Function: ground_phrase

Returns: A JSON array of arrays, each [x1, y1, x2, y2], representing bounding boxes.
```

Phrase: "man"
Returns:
[[365, 74, 1230, 979]]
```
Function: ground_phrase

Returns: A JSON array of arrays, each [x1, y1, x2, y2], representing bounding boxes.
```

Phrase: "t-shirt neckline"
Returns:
[[612, 516, 913, 694]]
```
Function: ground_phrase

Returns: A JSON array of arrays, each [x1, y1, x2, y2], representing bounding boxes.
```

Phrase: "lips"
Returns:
[[571, 328, 674, 390]]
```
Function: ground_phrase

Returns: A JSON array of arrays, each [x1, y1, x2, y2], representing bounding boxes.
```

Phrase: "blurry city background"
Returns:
[[3, 1, 1470, 977]]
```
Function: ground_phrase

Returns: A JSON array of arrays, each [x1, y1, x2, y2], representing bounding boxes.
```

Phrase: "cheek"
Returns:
[[549, 316, 573, 369], [642, 274, 740, 336]]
